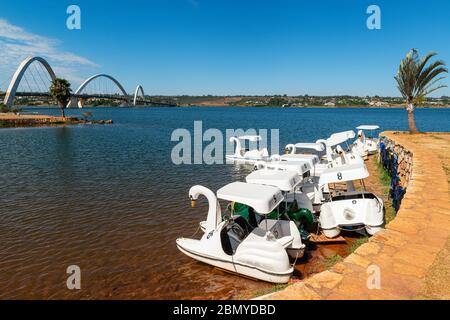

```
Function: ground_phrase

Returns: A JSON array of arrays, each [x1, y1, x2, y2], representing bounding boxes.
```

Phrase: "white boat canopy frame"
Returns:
[[254, 160, 312, 176], [236, 135, 262, 142], [217, 182, 284, 214], [285, 142, 326, 153], [294, 142, 326, 152], [356, 125, 380, 131], [318, 163, 369, 186], [246, 169, 302, 192], [324, 130, 356, 147]]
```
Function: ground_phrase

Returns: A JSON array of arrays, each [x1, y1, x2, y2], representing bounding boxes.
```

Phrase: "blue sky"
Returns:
[[1, 0, 449, 96]]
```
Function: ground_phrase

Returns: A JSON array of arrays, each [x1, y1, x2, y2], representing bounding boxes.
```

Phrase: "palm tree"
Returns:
[[49, 78, 72, 118], [395, 49, 447, 133]]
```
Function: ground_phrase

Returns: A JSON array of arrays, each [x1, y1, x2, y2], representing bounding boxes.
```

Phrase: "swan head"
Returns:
[[188, 185, 217, 209], [188, 185, 221, 231], [285, 144, 295, 154], [315, 139, 327, 148], [189, 185, 205, 207]]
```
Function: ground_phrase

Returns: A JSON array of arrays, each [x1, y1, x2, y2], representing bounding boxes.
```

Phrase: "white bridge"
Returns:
[[0, 56, 174, 108]]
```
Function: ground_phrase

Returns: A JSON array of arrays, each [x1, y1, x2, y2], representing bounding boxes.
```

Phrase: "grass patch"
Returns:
[[372, 157, 396, 224], [384, 201, 396, 224], [347, 237, 369, 254], [242, 284, 288, 299], [322, 254, 343, 268], [373, 157, 391, 194]]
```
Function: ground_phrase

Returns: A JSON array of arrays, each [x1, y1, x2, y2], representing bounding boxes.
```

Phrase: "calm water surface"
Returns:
[[0, 107, 449, 299]]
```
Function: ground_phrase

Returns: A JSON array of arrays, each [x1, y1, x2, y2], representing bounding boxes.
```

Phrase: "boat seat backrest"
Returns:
[[269, 220, 290, 239], [247, 207, 264, 229], [332, 192, 377, 201], [227, 231, 242, 254], [233, 215, 255, 235], [277, 235, 294, 249], [221, 220, 248, 255]]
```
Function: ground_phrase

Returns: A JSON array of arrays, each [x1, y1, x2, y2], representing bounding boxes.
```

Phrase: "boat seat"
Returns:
[[233, 215, 255, 234], [221, 220, 249, 256], [264, 220, 295, 249], [332, 191, 377, 201], [247, 207, 264, 229], [276, 235, 294, 249]]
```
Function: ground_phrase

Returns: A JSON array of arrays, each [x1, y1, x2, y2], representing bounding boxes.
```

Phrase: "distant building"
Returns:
[[369, 101, 388, 107]]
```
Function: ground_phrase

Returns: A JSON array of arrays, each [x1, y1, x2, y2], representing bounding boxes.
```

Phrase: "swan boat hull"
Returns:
[[176, 239, 293, 283]]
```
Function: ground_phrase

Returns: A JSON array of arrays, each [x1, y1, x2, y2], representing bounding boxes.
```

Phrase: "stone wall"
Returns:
[[379, 134, 414, 188], [379, 134, 414, 211]]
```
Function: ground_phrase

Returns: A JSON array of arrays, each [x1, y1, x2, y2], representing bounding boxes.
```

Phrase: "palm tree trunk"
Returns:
[[406, 103, 419, 133], [58, 102, 66, 118]]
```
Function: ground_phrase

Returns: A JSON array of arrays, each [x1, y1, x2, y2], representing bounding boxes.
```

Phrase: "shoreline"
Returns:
[[11, 104, 450, 109], [180, 104, 450, 109], [0, 113, 113, 128]]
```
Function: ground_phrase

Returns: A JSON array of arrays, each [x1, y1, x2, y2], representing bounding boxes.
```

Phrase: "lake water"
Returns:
[[0, 106, 449, 299]]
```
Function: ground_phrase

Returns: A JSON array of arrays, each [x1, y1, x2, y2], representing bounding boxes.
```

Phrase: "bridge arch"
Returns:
[[3, 56, 57, 107], [133, 85, 145, 106], [74, 74, 130, 108]]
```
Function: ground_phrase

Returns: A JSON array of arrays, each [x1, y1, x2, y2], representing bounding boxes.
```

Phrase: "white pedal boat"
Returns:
[[318, 130, 364, 167], [253, 159, 312, 179], [176, 183, 294, 283], [282, 142, 328, 177], [316, 163, 384, 238], [351, 125, 380, 157], [226, 135, 270, 163], [282, 133, 364, 205], [283, 131, 364, 176], [252, 160, 314, 213], [245, 169, 309, 258]]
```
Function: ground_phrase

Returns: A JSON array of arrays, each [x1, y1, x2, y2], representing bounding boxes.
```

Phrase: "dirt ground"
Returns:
[[407, 133, 450, 300]]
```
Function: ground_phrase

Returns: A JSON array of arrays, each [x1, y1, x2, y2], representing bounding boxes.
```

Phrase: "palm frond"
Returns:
[[416, 60, 447, 90], [416, 52, 437, 76], [422, 84, 448, 96], [421, 76, 447, 94], [416, 67, 448, 96], [395, 49, 447, 103]]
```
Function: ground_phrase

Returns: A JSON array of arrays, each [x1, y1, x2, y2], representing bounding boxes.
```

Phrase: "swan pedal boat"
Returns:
[[176, 183, 296, 283], [351, 125, 380, 158], [226, 135, 270, 163], [251, 162, 314, 212], [283, 131, 367, 204], [198, 175, 308, 259], [245, 168, 317, 246], [316, 163, 384, 238], [284, 131, 364, 172]]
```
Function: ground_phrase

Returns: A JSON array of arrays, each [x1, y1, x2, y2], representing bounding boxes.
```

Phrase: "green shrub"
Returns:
[[0, 103, 11, 113]]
